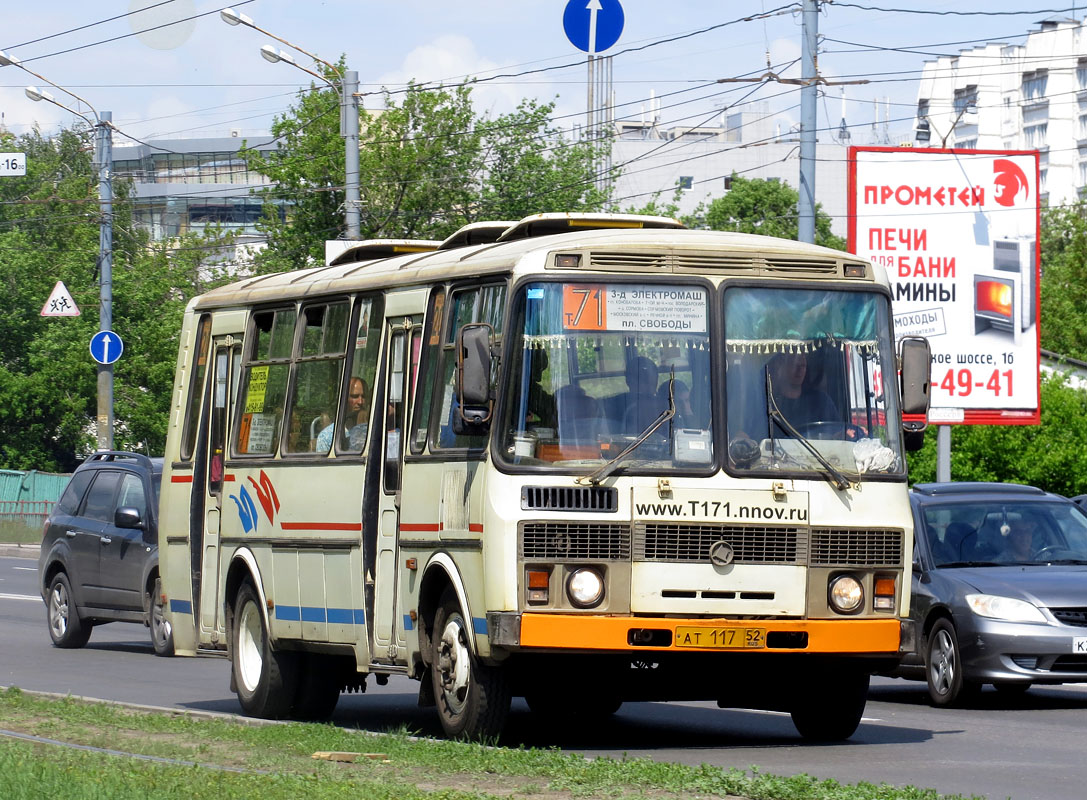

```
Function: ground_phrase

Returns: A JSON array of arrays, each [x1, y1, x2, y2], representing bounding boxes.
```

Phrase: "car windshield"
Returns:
[[922, 501, 1087, 566], [498, 281, 712, 471], [724, 286, 905, 479]]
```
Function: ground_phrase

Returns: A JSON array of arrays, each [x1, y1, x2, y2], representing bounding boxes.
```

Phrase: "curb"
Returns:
[[0, 543, 40, 560]]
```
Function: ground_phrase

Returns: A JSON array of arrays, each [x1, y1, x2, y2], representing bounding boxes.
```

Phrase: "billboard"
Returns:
[[848, 147, 1040, 425]]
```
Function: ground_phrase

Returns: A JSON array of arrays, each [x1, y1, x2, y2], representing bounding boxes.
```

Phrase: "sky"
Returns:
[[2, 1, 1084, 150]]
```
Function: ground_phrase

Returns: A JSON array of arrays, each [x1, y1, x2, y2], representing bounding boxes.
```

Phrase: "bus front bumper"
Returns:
[[488, 612, 905, 655]]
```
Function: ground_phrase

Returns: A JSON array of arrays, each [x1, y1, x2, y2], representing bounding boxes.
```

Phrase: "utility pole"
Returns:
[[343, 70, 360, 239], [797, 0, 818, 244], [96, 111, 114, 450]]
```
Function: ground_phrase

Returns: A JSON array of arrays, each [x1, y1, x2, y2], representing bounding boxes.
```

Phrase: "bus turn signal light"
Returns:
[[526, 569, 550, 604], [874, 576, 896, 610]]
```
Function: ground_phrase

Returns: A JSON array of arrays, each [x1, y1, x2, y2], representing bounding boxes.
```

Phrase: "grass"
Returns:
[[0, 520, 41, 545], [0, 687, 982, 800]]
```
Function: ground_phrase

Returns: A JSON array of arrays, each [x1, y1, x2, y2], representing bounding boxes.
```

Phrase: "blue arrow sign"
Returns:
[[89, 330, 124, 365], [563, 0, 624, 54]]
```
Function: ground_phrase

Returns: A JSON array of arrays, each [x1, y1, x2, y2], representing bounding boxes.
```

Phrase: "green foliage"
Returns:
[[1039, 203, 1087, 361], [243, 73, 608, 270], [906, 372, 1087, 495], [702, 174, 846, 249], [0, 126, 237, 471]]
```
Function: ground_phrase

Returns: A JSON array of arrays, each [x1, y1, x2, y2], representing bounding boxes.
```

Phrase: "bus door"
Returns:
[[198, 336, 240, 640], [373, 315, 422, 658]]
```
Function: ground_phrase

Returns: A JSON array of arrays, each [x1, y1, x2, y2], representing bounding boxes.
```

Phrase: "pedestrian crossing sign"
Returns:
[[41, 281, 80, 317]]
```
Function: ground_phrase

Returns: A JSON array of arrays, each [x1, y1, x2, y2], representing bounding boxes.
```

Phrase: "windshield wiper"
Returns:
[[576, 379, 676, 486], [765, 369, 850, 491]]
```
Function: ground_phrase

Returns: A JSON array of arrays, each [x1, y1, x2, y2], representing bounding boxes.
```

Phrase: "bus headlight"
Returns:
[[566, 568, 605, 609], [829, 574, 864, 614]]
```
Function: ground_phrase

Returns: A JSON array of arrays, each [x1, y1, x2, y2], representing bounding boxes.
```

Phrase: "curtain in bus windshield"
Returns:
[[723, 287, 904, 477], [500, 282, 712, 469]]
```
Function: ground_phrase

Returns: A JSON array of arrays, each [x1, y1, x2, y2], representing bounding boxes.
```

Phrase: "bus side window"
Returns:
[[234, 308, 294, 457], [180, 315, 212, 462], [432, 283, 505, 450], [284, 301, 349, 455], [337, 294, 384, 455], [410, 289, 444, 454]]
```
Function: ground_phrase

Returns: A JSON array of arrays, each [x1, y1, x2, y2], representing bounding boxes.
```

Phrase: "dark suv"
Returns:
[[38, 451, 172, 655]]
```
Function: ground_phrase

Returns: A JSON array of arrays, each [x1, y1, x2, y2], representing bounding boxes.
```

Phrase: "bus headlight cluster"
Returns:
[[828, 574, 864, 614], [566, 568, 605, 608]]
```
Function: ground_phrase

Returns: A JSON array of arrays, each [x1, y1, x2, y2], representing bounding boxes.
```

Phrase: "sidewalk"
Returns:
[[0, 543, 40, 560]]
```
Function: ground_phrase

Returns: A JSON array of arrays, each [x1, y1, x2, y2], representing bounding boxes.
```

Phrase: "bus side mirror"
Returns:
[[899, 336, 930, 451], [454, 323, 494, 434]]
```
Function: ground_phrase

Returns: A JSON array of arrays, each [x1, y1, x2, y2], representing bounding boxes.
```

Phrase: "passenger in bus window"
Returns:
[[622, 356, 662, 430], [316, 377, 369, 453], [524, 350, 556, 428]]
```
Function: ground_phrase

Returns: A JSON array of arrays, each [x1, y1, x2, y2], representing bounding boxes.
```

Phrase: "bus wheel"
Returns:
[[149, 577, 174, 657], [232, 582, 298, 719], [293, 654, 341, 721], [47, 572, 91, 649], [431, 588, 510, 740], [790, 671, 869, 741]]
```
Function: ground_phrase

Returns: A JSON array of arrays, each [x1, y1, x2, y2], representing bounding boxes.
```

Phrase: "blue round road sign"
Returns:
[[563, 0, 625, 54], [89, 330, 124, 365]]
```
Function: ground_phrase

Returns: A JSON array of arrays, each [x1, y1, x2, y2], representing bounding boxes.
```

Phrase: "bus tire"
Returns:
[[47, 572, 91, 649], [431, 588, 510, 740], [790, 670, 869, 741], [231, 581, 298, 719], [293, 654, 341, 721]]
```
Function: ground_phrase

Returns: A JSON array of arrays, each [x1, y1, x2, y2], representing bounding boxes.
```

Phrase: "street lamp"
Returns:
[[219, 8, 360, 240], [917, 102, 978, 148], [1, 53, 117, 451]]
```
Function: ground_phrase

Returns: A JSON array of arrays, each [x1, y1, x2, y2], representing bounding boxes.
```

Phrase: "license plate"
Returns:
[[1074, 637, 1087, 654], [675, 626, 766, 649]]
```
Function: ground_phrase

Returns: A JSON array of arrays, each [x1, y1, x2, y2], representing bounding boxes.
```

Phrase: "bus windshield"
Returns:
[[724, 286, 904, 479], [499, 281, 713, 470]]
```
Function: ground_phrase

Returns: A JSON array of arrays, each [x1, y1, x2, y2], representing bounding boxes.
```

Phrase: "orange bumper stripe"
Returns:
[[519, 614, 901, 654]]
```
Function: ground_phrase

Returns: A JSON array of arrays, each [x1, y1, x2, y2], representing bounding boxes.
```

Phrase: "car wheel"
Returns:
[[925, 618, 979, 706], [47, 572, 91, 649], [231, 581, 298, 719], [790, 670, 870, 741], [431, 587, 510, 740], [150, 577, 174, 657]]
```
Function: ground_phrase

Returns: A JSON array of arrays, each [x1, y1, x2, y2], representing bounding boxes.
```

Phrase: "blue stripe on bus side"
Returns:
[[473, 617, 487, 635], [169, 599, 193, 615], [275, 605, 366, 625], [403, 614, 413, 631]]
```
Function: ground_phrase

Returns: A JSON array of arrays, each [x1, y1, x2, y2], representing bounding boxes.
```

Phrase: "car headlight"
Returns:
[[828, 574, 864, 614], [566, 568, 605, 608], [965, 594, 1046, 623]]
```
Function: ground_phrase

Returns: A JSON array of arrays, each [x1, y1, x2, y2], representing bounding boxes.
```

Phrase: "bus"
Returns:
[[159, 212, 931, 741]]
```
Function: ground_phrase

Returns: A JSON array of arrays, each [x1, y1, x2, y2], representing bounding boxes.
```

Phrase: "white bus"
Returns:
[[159, 213, 931, 740]]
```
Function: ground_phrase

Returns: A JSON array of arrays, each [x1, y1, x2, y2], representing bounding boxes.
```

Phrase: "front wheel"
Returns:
[[47, 572, 91, 649], [790, 671, 869, 741], [149, 577, 173, 657], [431, 588, 510, 740], [926, 618, 979, 707], [231, 582, 298, 719]]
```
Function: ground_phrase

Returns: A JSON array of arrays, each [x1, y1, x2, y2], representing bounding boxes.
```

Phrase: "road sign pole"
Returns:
[[97, 111, 114, 451], [798, 0, 818, 244]]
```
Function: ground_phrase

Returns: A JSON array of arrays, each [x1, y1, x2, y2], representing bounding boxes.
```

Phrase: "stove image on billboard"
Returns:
[[973, 237, 1036, 345]]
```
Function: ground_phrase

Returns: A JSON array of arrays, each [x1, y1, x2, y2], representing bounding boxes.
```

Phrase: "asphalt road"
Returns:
[[3, 554, 1086, 800]]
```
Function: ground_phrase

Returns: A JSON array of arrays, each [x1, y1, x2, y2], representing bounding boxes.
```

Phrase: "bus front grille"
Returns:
[[809, 528, 904, 567], [633, 523, 805, 564], [521, 485, 618, 512], [520, 522, 631, 560]]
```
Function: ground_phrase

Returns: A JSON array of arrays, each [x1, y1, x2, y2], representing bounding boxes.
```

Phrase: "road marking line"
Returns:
[[0, 593, 39, 602], [13, 566, 35, 571]]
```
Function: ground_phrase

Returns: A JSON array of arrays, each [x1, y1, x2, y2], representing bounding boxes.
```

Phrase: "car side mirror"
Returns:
[[115, 506, 144, 530], [454, 323, 494, 434], [899, 336, 930, 452]]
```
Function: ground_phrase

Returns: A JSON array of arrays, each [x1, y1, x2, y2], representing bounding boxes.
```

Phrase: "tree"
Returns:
[[702, 174, 845, 250], [243, 75, 607, 270], [906, 372, 1087, 496], [1039, 203, 1087, 361]]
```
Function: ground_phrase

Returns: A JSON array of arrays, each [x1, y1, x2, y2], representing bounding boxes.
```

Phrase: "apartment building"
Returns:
[[915, 15, 1087, 206]]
